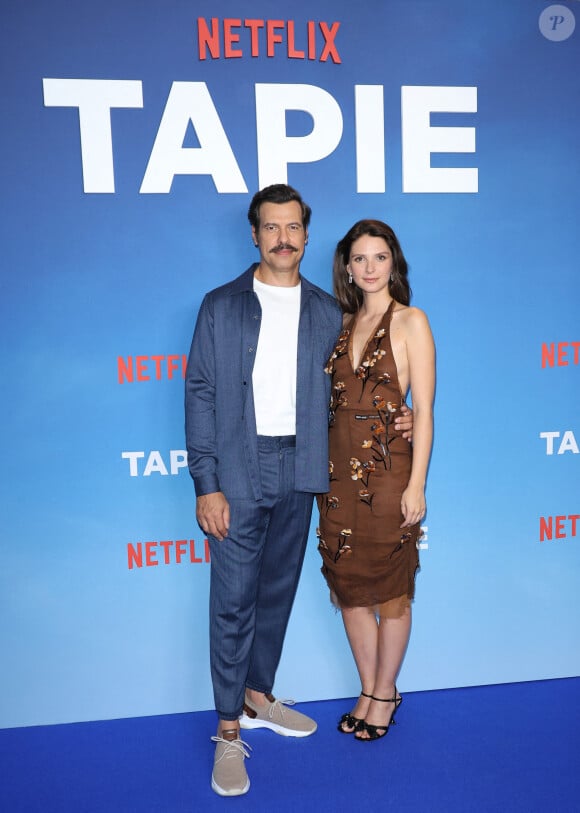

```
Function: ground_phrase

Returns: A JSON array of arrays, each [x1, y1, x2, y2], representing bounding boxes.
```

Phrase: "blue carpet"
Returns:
[[1, 679, 579, 812]]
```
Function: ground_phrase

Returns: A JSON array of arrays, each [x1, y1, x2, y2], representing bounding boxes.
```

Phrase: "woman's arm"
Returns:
[[400, 307, 435, 527]]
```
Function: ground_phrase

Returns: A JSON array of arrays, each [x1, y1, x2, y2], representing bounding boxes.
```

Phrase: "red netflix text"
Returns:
[[118, 354, 187, 383], [539, 514, 580, 542], [128, 538, 210, 569], [197, 18, 341, 62], [541, 342, 580, 368]]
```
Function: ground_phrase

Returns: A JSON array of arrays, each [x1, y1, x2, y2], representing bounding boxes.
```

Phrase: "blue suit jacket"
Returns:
[[185, 265, 342, 499]]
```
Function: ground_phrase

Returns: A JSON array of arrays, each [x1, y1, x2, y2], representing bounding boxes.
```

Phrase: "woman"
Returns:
[[317, 219, 435, 741]]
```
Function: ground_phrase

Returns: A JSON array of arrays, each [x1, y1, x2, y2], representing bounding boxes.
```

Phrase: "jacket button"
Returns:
[[248, 347, 254, 353]]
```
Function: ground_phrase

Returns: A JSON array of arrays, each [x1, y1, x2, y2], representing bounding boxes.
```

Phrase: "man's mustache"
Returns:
[[270, 243, 298, 253]]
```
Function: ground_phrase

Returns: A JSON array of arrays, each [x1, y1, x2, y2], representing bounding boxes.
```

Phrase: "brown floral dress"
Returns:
[[317, 300, 420, 615]]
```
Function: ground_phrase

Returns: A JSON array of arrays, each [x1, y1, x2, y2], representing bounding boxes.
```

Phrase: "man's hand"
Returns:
[[395, 404, 414, 441], [196, 492, 230, 541]]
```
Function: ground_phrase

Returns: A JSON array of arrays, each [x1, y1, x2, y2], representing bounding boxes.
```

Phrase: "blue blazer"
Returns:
[[185, 265, 342, 500]]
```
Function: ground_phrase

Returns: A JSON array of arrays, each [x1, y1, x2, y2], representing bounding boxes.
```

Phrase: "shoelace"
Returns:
[[211, 735, 252, 761], [267, 698, 296, 719]]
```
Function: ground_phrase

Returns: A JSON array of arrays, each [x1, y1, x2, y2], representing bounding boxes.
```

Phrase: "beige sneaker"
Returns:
[[210, 733, 251, 796], [240, 693, 317, 737]]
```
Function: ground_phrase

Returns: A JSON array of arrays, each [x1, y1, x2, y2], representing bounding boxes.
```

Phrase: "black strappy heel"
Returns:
[[337, 691, 373, 734], [354, 689, 402, 741]]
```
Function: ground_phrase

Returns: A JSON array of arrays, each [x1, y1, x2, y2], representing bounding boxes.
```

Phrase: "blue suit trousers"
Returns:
[[208, 435, 314, 721]]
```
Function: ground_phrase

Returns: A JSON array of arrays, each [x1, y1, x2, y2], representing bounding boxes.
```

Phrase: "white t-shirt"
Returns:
[[252, 276, 301, 436]]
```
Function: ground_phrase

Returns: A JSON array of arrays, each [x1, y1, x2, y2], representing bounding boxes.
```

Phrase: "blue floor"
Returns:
[[1, 678, 579, 812]]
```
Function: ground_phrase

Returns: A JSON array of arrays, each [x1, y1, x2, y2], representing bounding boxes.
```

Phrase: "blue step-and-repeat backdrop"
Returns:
[[1, 1, 579, 728]]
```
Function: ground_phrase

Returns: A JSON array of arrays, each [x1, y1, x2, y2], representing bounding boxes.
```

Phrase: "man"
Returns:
[[185, 185, 411, 796]]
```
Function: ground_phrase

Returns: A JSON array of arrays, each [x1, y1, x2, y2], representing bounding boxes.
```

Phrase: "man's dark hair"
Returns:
[[247, 184, 312, 230]]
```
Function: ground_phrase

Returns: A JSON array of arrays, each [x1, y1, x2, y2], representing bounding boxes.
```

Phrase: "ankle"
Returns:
[[372, 684, 396, 701], [246, 688, 267, 707], [218, 724, 240, 741]]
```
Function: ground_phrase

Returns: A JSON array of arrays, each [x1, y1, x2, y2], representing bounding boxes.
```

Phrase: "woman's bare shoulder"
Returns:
[[394, 304, 429, 327]]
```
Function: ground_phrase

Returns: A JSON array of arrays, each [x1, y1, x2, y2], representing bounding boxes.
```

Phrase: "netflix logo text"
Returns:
[[541, 341, 580, 368], [118, 354, 187, 383], [127, 538, 210, 569], [539, 514, 580, 542], [196, 18, 341, 62]]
